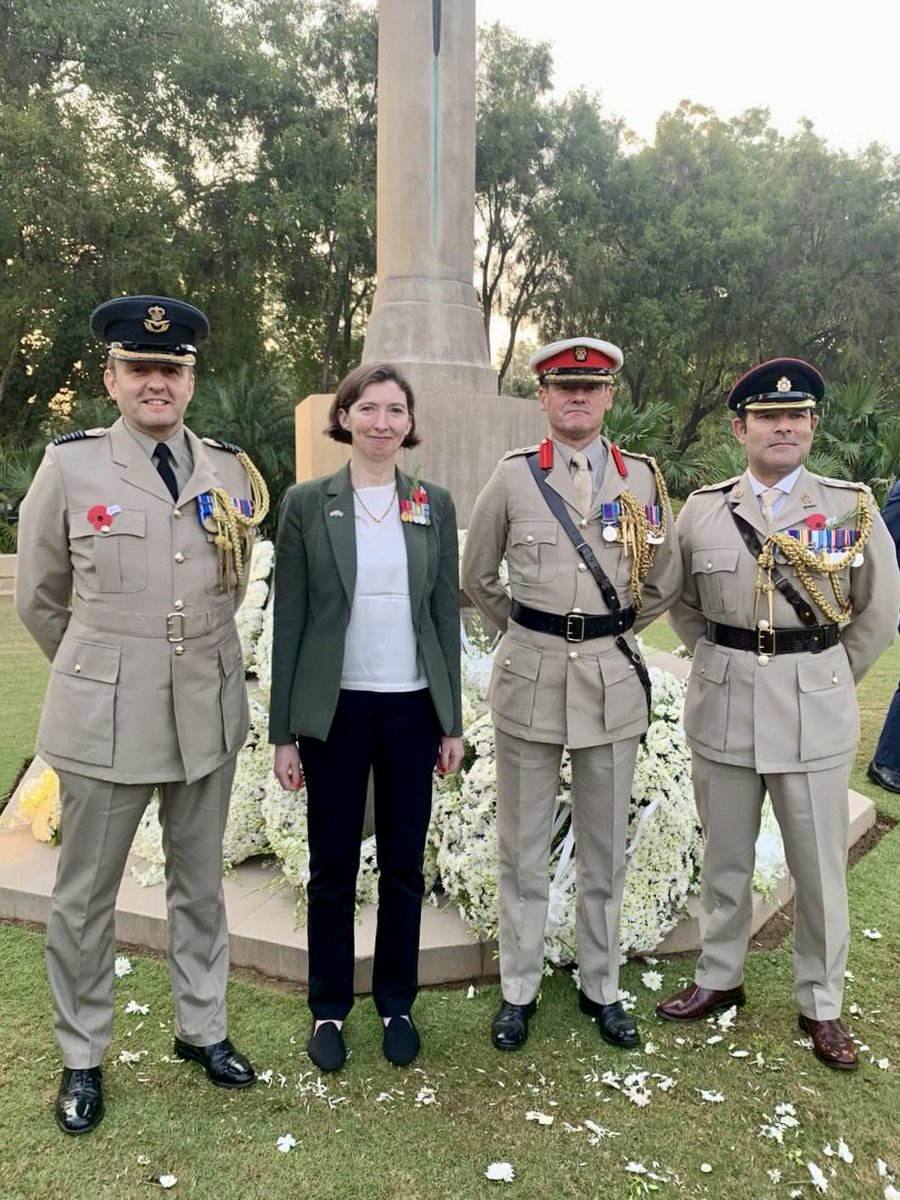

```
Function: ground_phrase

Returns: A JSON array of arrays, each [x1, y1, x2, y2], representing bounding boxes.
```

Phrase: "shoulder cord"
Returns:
[[209, 452, 270, 592], [617, 458, 669, 611]]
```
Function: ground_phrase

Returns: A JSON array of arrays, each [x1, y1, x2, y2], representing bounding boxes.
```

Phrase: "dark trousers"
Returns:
[[874, 683, 900, 772], [298, 688, 441, 1020]]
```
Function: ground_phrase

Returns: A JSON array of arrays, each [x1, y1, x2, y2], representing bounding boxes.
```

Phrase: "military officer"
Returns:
[[462, 337, 682, 1051], [656, 358, 900, 1071], [15, 295, 268, 1133]]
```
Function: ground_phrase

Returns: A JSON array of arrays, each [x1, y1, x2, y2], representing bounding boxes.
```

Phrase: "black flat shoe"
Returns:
[[579, 993, 640, 1048], [307, 1022, 347, 1073], [491, 1000, 537, 1051], [56, 1067, 104, 1135], [383, 1016, 420, 1066], [867, 760, 900, 794], [173, 1037, 255, 1088]]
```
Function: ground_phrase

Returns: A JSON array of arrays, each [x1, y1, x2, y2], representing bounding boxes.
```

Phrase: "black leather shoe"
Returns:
[[867, 760, 900, 794], [579, 993, 639, 1048], [383, 1016, 420, 1066], [307, 1022, 347, 1073], [56, 1067, 104, 1135], [491, 1000, 537, 1051], [173, 1037, 255, 1088]]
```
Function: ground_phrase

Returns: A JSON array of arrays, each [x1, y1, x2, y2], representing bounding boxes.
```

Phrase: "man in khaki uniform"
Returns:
[[462, 337, 681, 1050], [15, 296, 267, 1133], [656, 358, 899, 1071]]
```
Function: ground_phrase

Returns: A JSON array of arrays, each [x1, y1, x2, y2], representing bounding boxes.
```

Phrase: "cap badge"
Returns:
[[144, 305, 170, 334], [573, 345, 588, 362], [776, 375, 792, 393]]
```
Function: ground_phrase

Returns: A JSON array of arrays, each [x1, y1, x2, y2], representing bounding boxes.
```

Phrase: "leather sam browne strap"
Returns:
[[525, 453, 652, 714]]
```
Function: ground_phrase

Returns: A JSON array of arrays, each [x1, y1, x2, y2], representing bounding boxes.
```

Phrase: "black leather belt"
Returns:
[[706, 620, 841, 655], [511, 600, 636, 643]]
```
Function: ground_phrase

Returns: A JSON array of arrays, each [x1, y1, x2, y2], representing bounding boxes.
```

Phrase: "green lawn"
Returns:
[[2, 611, 900, 1197], [0, 595, 49, 804]]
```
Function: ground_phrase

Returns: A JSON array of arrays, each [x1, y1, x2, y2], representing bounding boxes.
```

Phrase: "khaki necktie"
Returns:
[[760, 486, 781, 527], [571, 451, 592, 515]]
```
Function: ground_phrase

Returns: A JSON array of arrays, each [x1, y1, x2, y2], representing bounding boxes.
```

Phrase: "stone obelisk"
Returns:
[[362, 0, 496, 397], [295, 0, 546, 520]]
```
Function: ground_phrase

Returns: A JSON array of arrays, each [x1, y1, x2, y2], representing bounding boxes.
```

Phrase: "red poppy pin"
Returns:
[[805, 513, 827, 530], [87, 504, 112, 531]]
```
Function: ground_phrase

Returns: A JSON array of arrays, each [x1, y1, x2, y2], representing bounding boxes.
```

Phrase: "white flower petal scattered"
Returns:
[[415, 1086, 437, 1106], [700, 1163, 713, 1173], [625, 1162, 648, 1174], [729, 1049, 750, 1058], [885, 1185, 900, 1200], [118, 1048, 148, 1063], [124, 999, 149, 1015], [699, 1089, 724, 1103], [157, 1176, 177, 1190], [275, 1134, 297, 1153], [836, 1138, 853, 1164], [466, 985, 476, 999], [767, 1168, 782, 1183], [877, 1057, 891, 1070], [485, 1162, 515, 1183], [807, 1161, 829, 1193], [641, 970, 664, 992], [524, 1110, 554, 1125], [715, 1005, 737, 1031], [862, 927, 882, 939], [114, 956, 132, 978]]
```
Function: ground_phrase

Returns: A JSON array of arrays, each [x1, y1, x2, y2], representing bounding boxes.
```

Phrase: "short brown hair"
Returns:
[[325, 362, 421, 448]]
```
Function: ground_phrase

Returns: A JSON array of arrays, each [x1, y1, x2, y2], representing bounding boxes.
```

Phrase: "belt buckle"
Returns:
[[565, 612, 586, 642], [166, 612, 186, 643], [756, 625, 775, 657]]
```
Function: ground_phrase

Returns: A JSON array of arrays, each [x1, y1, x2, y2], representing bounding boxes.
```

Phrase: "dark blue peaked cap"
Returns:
[[727, 357, 824, 413], [90, 295, 209, 366]]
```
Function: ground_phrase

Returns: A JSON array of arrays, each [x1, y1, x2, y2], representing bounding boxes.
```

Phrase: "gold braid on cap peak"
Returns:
[[756, 490, 874, 625], [208, 451, 270, 592], [617, 458, 670, 613]]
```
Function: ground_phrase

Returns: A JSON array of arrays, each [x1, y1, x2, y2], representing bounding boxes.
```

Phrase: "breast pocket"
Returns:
[[507, 521, 558, 584], [40, 639, 121, 767], [690, 547, 740, 617], [70, 509, 148, 593]]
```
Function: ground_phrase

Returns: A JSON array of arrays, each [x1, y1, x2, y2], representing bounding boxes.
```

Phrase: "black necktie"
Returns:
[[153, 442, 179, 502]]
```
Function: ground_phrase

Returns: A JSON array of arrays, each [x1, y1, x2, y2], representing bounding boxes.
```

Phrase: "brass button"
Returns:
[[174, 552, 185, 563], [758, 654, 770, 666], [579, 520, 588, 530], [74, 664, 81, 673], [832, 674, 838, 685], [174, 645, 185, 656], [568, 651, 578, 661], [174, 599, 184, 610], [572, 607, 582, 613], [577, 563, 587, 573], [504, 658, 511, 667], [706, 561, 713, 571], [524, 534, 534, 544], [173, 508, 182, 518]]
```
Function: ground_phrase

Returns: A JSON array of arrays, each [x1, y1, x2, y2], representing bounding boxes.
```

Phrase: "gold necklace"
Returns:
[[353, 484, 397, 523]]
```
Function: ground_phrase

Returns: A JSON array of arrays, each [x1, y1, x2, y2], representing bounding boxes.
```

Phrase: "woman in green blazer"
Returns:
[[270, 363, 463, 1072]]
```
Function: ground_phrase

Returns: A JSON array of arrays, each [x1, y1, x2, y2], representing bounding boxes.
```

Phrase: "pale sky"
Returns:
[[476, 0, 900, 155]]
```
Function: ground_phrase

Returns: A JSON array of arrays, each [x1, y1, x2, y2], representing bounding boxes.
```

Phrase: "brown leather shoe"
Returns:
[[656, 983, 746, 1022], [797, 1015, 858, 1071]]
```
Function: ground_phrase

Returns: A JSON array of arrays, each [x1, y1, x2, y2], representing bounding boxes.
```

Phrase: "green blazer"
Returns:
[[268, 464, 462, 743]]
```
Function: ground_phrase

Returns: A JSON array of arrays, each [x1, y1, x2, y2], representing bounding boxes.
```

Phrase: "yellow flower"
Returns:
[[17, 769, 61, 845]]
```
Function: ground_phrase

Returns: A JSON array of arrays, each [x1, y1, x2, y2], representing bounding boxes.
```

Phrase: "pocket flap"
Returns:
[[691, 547, 740, 575], [598, 649, 640, 687], [218, 634, 244, 675], [693, 644, 729, 685], [509, 521, 558, 548], [70, 509, 146, 539], [798, 656, 845, 693], [497, 642, 542, 682], [52, 639, 121, 683]]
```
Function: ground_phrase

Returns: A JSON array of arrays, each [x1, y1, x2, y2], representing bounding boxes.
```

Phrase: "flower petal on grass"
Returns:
[[114, 956, 132, 978], [807, 1161, 828, 1192], [275, 1134, 297, 1153], [485, 1162, 515, 1183], [699, 1089, 724, 1103], [862, 928, 882, 939], [641, 970, 663, 992], [157, 1176, 177, 1189], [524, 1111, 553, 1126], [700, 1163, 713, 1173], [125, 1000, 149, 1015]]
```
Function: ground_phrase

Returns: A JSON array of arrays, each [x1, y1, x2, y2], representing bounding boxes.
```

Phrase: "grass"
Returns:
[[0, 595, 49, 804], [2, 615, 900, 1197]]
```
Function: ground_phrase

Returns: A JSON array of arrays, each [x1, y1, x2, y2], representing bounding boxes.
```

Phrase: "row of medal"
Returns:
[[775, 525, 864, 568], [598, 501, 665, 546], [400, 487, 430, 525], [197, 491, 255, 530]]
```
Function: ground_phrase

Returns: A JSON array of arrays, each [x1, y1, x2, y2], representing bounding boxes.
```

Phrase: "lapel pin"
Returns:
[[329, 509, 344, 517]]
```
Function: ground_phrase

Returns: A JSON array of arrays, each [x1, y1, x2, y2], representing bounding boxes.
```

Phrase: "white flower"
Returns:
[[862, 928, 882, 939], [114, 956, 132, 978], [836, 1138, 853, 1163], [700, 1163, 713, 1173], [467, 985, 476, 999], [484, 1162, 515, 1183], [877, 1058, 891, 1070], [698, 1089, 724, 1103], [807, 1161, 829, 1193], [415, 1087, 437, 1106], [525, 1111, 554, 1125], [716, 1005, 738, 1031], [729, 1049, 750, 1058], [275, 1134, 297, 1153], [643, 1041, 657, 1055], [625, 1162, 648, 1174], [125, 1000, 149, 1015], [158, 1177, 177, 1190], [118, 1049, 148, 1063], [641, 970, 663, 991], [767, 1169, 782, 1183], [885, 1185, 900, 1200]]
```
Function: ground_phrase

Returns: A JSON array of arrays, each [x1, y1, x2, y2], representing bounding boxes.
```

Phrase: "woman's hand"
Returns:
[[435, 735, 464, 776], [274, 742, 305, 791]]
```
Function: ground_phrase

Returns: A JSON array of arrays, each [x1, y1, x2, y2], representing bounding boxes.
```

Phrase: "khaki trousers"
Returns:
[[691, 752, 851, 1019], [494, 728, 639, 1007], [48, 760, 236, 1067]]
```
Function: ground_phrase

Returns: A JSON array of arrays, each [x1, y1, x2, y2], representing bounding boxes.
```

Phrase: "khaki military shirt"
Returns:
[[671, 466, 900, 773], [462, 437, 682, 748], [15, 417, 255, 785]]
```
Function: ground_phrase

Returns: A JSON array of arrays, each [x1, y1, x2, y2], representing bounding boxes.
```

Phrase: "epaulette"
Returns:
[[616, 446, 655, 465], [692, 475, 742, 495], [202, 436, 246, 454], [817, 475, 870, 494], [50, 428, 108, 446], [502, 445, 540, 460]]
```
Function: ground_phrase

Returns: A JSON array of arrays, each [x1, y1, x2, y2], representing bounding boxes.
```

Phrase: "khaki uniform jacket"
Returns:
[[268, 464, 462, 744], [461, 439, 682, 748], [15, 417, 253, 785], [670, 466, 900, 773]]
